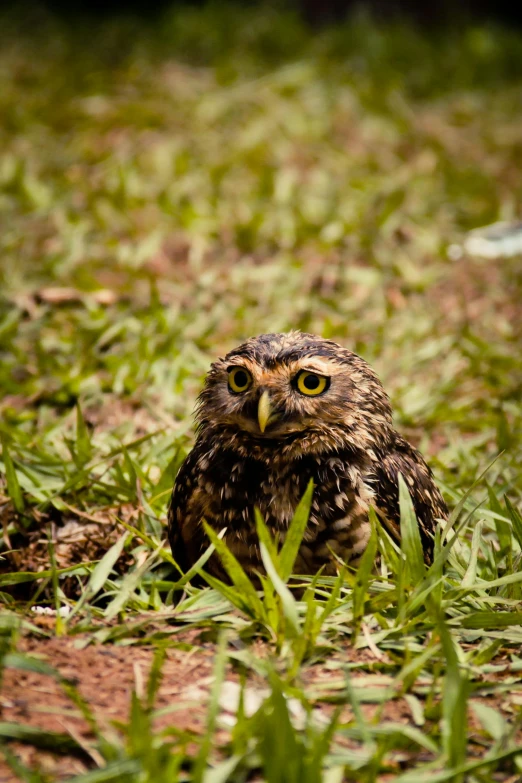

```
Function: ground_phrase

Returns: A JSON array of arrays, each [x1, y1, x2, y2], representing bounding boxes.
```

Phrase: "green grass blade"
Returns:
[[352, 507, 378, 639], [0, 722, 80, 753], [203, 755, 243, 783], [75, 403, 93, 465], [65, 532, 130, 624], [440, 453, 504, 541], [254, 508, 280, 569], [457, 611, 522, 629], [86, 532, 128, 596], [200, 570, 251, 612], [398, 473, 426, 587], [458, 571, 522, 591], [192, 631, 228, 783], [394, 746, 522, 782], [104, 548, 161, 621], [3, 653, 65, 680], [439, 620, 467, 770], [1, 435, 25, 514], [0, 741, 48, 783], [256, 667, 301, 783], [470, 701, 508, 742], [259, 541, 300, 635], [487, 485, 512, 568], [65, 760, 141, 782], [342, 669, 374, 749], [279, 479, 314, 581], [146, 644, 167, 712], [0, 563, 91, 587], [202, 523, 268, 622], [505, 496, 522, 550], [461, 520, 484, 587]]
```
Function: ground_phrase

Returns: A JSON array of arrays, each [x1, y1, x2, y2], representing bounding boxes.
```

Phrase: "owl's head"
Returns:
[[196, 332, 393, 456]]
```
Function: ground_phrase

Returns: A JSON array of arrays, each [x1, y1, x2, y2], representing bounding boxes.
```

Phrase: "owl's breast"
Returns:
[[191, 449, 312, 532], [180, 445, 374, 576]]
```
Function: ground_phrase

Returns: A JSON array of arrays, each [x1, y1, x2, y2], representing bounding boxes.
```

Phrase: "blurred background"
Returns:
[[27, 0, 522, 24]]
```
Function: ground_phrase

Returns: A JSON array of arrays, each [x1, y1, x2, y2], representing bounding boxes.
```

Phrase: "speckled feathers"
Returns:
[[168, 331, 448, 579]]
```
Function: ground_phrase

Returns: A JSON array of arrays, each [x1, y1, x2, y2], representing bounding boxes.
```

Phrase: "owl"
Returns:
[[168, 332, 448, 581]]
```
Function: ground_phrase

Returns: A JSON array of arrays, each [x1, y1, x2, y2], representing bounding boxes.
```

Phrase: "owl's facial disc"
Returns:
[[223, 362, 332, 437], [198, 333, 393, 450]]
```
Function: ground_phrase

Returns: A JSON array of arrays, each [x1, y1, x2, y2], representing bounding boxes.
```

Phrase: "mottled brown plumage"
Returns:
[[168, 332, 448, 580]]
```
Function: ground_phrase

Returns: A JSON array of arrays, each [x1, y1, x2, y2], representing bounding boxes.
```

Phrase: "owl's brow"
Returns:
[[265, 348, 341, 369], [225, 339, 350, 370]]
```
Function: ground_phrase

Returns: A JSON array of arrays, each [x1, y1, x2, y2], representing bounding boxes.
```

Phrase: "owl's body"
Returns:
[[168, 332, 447, 579]]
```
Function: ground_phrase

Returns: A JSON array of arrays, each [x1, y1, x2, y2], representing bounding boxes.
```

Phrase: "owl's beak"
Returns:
[[258, 390, 277, 433]]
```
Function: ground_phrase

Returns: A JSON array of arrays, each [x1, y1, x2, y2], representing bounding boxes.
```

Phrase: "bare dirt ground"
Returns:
[[0, 627, 214, 781], [2, 622, 522, 781]]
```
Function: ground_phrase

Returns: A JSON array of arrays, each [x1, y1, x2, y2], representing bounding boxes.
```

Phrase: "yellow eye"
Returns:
[[296, 371, 329, 396], [228, 366, 252, 393]]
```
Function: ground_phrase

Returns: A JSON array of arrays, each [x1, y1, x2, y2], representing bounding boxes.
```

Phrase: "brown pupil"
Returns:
[[304, 374, 320, 390], [234, 371, 248, 387]]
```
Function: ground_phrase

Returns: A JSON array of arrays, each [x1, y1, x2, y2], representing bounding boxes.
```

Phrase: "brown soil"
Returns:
[[1, 514, 134, 602], [0, 628, 216, 781], [2, 625, 521, 782]]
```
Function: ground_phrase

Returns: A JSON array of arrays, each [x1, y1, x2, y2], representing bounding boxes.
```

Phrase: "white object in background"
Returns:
[[31, 605, 71, 617], [448, 220, 522, 260]]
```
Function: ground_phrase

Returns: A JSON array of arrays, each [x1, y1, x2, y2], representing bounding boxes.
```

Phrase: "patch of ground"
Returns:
[[0, 630, 215, 781], [1, 514, 134, 602], [2, 628, 522, 782]]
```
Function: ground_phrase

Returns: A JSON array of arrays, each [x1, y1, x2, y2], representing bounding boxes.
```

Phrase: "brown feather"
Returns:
[[168, 331, 448, 578]]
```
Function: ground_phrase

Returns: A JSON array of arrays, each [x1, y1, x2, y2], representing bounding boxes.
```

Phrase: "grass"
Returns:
[[1, 1, 522, 780]]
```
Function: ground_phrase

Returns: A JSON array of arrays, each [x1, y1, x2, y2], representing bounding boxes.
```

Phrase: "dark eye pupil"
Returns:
[[234, 371, 248, 388], [303, 374, 320, 390]]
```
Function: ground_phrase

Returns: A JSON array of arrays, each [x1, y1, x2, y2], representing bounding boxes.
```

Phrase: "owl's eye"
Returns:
[[228, 366, 252, 393], [295, 371, 329, 396]]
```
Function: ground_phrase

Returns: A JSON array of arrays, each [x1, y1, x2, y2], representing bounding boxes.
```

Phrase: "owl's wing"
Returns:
[[370, 435, 448, 560], [167, 447, 207, 575]]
